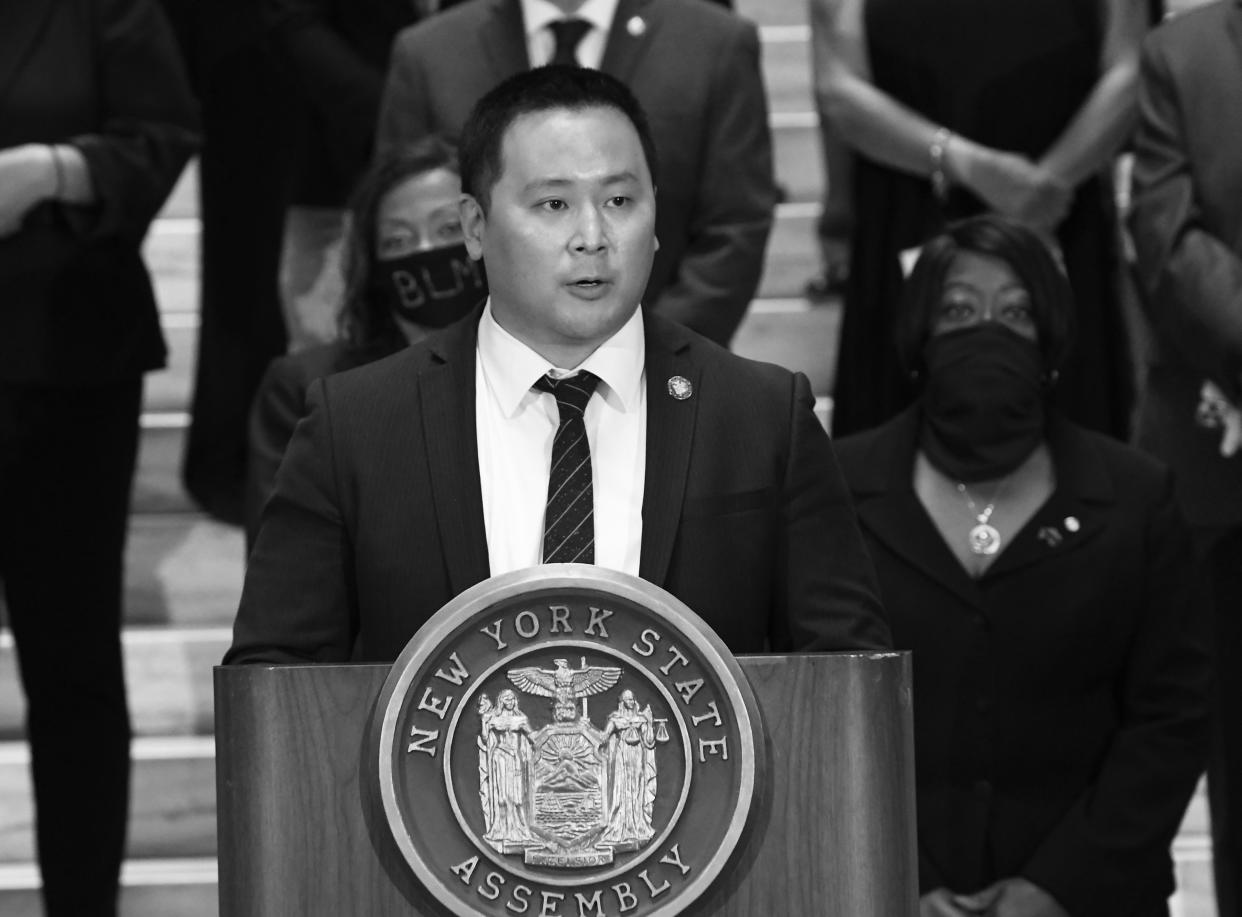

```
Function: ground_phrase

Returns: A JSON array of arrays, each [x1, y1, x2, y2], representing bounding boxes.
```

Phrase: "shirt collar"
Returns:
[[478, 299, 645, 417], [519, 0, 619, 43]]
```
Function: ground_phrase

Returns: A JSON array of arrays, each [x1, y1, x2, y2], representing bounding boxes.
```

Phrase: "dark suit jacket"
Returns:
[[1129, 0, 1242, 529], [227, 312, 890, 663], [244, 340, 395, 543], [0, 0, 198, 384], [835, 410, 1209, 916], [375, 0, 777, 346]]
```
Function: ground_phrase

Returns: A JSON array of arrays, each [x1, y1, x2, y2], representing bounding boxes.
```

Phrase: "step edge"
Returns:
[[1, 627, 232, 650], [0, 735, 216, 765], [0, 857, 218, 890]]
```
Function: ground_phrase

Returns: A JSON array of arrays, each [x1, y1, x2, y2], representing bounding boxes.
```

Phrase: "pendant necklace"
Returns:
[[956, 481, 1003, 556]]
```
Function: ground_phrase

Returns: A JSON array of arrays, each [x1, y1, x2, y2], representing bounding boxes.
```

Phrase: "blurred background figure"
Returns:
[[805, 0, 854, 302], [167, 0, 422, 525], [246, 138, 485, 542], [266, 0, 427, 349], [375, 0, 778, 347], [159, 0, 295, 525], [813, 0, 1150, 440], [0, 1, 198, 914], [1128, 3, 1242, 913], [835, 216, 1209, 917]]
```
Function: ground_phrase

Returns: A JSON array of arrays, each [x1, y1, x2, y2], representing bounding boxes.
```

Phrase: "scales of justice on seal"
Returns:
[[215, 567, 918, 917]]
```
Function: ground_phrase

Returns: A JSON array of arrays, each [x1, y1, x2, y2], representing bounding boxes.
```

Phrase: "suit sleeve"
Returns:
[[772, 372, 891, 651], [649, 21, 778, 346], [1128, 34, 1242, 398], [70, 0, 199, 243], [374, 28, 431, 155], [244, 356, 311, 547], [227, 379, 359, 664], [1020, 472, 1210, 913]]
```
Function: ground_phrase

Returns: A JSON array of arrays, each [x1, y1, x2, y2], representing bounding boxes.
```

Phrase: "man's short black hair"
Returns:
[[895, 215, 1076, 377], [458, 65, 659, 212]]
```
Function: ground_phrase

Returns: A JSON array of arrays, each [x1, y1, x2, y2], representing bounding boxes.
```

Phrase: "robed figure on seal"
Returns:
[[478, 690, 536, 847], [599, 690, 657, 846]]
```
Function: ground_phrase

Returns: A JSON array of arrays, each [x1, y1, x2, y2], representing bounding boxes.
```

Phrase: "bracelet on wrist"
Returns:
[[929, 127, 953, 202]]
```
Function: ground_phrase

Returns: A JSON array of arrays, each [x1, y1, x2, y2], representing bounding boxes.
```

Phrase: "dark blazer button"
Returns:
[[974, 779, 992, 798]]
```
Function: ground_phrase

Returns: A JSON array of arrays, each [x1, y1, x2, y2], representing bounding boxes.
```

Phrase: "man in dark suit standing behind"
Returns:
[[227, 67, 888, 665], [1128, 2, 1242, 912], [374, 0, 777, 347]]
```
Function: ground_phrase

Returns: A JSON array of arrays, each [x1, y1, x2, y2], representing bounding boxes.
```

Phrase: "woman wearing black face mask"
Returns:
[[834, 216, 1209, 917], [244, 137, 486, 544]]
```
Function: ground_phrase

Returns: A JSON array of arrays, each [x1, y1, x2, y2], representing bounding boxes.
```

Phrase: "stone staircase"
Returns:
[[0, 0, 1217, 913]]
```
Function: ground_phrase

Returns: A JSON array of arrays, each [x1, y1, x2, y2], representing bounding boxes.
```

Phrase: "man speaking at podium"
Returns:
[[226, 67, 889, 665]]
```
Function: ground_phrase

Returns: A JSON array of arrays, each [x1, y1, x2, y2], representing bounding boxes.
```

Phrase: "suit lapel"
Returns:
[[638, 316, 698, 586], [600, 0, 657, 84], [420, 317, 491, 594], [480, 0, 530, 83], [983, 417, 1113, 579], [849, 412, 987, 611], [0, 2, 55, 111]]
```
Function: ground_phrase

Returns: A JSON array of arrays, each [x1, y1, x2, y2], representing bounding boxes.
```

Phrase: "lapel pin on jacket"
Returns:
[[1037, 526, 1063, 548], [667, 376, 692, 400], [1064, 516, 1080, 533], [626, 15, 646, 37]]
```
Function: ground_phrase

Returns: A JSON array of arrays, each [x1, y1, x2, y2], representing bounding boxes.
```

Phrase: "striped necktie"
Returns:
[[534, 371, 600, 563]]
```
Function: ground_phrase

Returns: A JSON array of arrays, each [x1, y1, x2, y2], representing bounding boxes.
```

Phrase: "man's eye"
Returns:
[[437, 221, 463, 240], [540, 199, 567, 212], [607, 196, 629, 207]]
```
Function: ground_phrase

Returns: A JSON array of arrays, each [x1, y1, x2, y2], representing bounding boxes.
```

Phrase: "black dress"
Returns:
[[0, 2, 197, 914], [831, 0, 1133, 440]]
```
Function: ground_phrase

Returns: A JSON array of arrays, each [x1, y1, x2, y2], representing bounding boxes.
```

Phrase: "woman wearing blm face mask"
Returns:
[[834, 216, 1209, 917], [245, 137, 486, 544]]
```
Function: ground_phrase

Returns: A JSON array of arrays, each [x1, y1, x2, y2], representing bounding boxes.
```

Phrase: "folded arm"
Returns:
[[68, 0, 199, 242]]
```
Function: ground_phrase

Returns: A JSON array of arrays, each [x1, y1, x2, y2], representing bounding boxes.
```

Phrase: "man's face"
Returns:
[[461, 105, 657, 366]]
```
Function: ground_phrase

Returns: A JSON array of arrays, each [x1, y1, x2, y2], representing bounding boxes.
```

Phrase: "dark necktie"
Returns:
[[548, 18, 591, 67], [534, 371, 600, 564]]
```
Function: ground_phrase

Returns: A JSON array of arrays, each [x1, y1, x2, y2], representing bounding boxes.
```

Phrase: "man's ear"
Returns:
[[460, 193, 486, 260]]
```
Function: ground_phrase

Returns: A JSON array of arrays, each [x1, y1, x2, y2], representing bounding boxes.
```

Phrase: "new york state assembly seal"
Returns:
[[370, 566, 765, 917]]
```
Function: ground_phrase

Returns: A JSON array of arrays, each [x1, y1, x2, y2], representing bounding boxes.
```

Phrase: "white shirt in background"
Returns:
[[520, 0, 620, 69]]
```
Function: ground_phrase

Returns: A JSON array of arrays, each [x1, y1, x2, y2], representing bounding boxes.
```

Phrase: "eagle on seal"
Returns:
[[507, 659, 622, 710]]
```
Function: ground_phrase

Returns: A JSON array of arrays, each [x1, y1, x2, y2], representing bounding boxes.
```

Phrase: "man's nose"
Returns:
[[570, 205, 607, 253]]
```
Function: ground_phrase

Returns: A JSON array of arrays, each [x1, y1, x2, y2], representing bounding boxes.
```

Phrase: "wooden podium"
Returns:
[[215, 653, 917, 916]]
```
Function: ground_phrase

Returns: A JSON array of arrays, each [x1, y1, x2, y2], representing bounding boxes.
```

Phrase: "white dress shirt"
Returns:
[[476, 301, 646, 576], [520, 0, 619, 69]]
